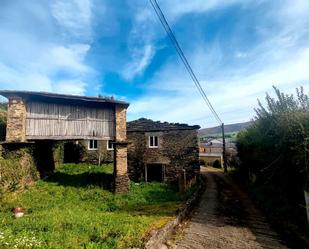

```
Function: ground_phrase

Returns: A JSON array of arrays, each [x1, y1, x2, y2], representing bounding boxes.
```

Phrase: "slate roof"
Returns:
[[0, 90, 129, 107], [127, 118, 200, 132]]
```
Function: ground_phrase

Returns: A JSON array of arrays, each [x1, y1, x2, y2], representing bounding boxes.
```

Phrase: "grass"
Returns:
[[0, 163, 187, 249], [199, 132, 238, 141]]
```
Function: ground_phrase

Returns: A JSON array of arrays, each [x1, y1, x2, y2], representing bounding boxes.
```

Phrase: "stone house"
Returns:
[[199, 138, 237, 166], [127, 118, 200, 184], [199, 138, 223, 166], [81, 139, 114, 163], [62, 139, 114, 164]]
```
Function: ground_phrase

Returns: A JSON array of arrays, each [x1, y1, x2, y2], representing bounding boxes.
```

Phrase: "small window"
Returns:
[[149, 136, 159, 148], [107, 140, 114, 150], [88, 140, 98, 150]]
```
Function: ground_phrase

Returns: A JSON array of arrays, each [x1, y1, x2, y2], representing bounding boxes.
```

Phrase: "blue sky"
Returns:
[[1, 0, 309, 127]]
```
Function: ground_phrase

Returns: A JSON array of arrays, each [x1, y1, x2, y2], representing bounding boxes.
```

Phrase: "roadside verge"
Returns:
[[145, 174, 206, 249]]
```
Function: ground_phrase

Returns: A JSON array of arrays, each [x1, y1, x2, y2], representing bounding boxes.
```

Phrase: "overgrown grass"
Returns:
[[0, 163, 187, 249]]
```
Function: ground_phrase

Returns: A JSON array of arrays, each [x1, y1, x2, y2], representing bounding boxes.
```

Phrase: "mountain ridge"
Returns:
[[198, 121, 252, 137]]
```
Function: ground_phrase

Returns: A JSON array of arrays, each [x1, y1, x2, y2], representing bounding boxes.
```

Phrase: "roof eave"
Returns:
[[0, 90, 129, 107]]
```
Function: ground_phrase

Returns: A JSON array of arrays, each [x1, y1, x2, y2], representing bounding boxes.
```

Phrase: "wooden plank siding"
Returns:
[[25, 101, 115, 140]]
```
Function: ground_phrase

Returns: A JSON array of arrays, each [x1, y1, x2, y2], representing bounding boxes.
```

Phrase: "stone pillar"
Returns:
[[6, 96, 27, 142], [114, 105, 129, 193]]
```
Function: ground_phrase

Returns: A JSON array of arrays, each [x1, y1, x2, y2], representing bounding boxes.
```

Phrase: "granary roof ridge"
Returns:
[[127, 118, 200, 132], [0, 90, 129, 107]]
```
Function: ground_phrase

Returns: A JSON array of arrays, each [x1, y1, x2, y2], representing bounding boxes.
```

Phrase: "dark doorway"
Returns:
[[34, 141, 55, 177], [146, 164, 164, 182], [63, 142, 84, 163]]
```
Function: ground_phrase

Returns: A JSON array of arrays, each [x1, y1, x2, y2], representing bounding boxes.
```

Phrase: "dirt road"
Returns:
[[172, 167, 288, 249]]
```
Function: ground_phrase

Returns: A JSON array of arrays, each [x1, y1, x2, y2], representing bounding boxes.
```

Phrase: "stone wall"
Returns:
[[81, 140, 114, 164], [200, 155, 222, 166], [6, 96, 26, 142], [127, 129, 200, 184], [114, 105, 129, 193]]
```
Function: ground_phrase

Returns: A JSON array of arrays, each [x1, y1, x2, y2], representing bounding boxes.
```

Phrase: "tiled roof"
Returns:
[[127, 118, 200, 132]]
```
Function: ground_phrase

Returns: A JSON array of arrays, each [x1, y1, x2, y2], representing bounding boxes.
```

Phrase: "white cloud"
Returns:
[[159, 0, 254, 19], [128, 41, 309, 127], [0, 42, 91, 95], [122, 45, 156, 80], [51, 0, 93, 40], [126, 0, 309, 127], [53, 80, 87, 95], [43, 44, 91, 74], [0, 62, 53, 92], [235, 52, 248, 59], [0, 0, 97, 96]]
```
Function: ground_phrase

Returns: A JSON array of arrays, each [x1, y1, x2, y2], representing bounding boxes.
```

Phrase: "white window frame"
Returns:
[[149, 135, 159, 148], [88, 139, 98, 150], [107, 140, 114, 150]]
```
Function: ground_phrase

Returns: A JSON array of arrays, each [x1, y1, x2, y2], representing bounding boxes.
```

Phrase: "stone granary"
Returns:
[[127, 118, 200, 186], [0, 90, 130, 193]]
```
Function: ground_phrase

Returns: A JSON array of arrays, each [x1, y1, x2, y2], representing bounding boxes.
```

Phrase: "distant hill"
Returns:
[[198, 121, 252, 137]]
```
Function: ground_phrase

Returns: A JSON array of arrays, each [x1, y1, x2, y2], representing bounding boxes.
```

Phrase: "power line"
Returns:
[[149, 0, 227, 172], [149, 0, 222, 125]]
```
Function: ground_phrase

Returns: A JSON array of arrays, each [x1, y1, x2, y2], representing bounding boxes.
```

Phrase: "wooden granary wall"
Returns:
[[26, 101, 115, 140]]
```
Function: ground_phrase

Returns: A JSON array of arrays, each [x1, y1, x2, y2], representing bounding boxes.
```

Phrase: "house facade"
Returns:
[[127, 118, 200, 184], [81, 139, 114, 163], [199, 139, 223, 166], [199, 138, 237, 167]]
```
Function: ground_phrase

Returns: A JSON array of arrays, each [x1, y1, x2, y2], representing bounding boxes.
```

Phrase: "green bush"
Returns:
[[237, 86, 309, 232], [0, 149, 39, 198]]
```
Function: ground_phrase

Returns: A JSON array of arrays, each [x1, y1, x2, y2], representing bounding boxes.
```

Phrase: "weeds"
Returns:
[[0, 163, 189, 248]]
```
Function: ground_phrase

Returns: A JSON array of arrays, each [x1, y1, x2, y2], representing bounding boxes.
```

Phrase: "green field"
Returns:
[[199, 131, 238, 142], [0, 163, 187, 249]]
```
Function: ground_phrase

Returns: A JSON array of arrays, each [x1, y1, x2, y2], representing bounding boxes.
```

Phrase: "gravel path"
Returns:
[[172, 167, 288, 249]]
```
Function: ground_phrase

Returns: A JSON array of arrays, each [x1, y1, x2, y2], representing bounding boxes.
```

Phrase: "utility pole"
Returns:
[[222, 123, 227, 173]]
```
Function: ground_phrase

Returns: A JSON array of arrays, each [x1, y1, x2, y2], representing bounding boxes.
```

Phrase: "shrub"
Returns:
[[237, 86, 309, 226], [0, 148, 39, 198]]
